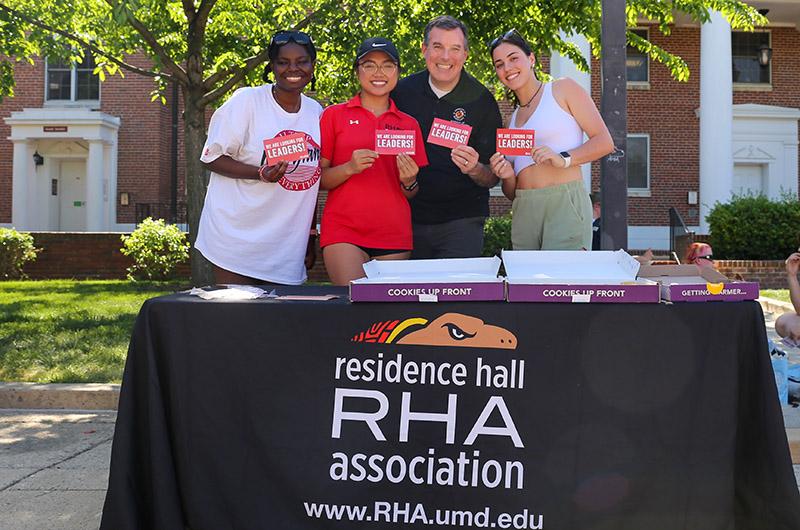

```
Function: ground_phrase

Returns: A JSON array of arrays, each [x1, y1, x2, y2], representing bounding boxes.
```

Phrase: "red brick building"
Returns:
[[1, 3, 798, 251]]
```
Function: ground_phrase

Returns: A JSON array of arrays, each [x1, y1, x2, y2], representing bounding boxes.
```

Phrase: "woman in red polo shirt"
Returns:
[[320, 37, 428, 285]]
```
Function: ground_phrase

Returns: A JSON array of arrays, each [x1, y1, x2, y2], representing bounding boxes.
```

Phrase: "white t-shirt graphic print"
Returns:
[[196, 84, 322, 284]]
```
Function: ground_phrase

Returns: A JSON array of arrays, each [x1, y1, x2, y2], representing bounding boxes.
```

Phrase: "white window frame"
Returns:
[[44, 56, 101, 108], [627, 28, 650, 89], [627, 133, 650, 197], [732, 30, 772, 91]]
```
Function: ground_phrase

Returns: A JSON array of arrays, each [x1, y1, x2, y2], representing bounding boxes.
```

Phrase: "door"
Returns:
[[732, 163, 765, 197], [58, 160, 87, 230]]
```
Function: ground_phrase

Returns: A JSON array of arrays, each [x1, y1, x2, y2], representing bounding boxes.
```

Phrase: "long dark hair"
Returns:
[[488, 29, 532, 56], [488, 29, 536, 106]]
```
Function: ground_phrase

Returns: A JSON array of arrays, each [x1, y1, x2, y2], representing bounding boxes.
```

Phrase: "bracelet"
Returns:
[[258, 164, 273, 182], [402, 180, 418, 191]]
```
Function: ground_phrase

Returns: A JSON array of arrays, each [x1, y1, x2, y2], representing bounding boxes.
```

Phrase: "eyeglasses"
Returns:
[[697, 255, 714, 262], [358, 61, 398, 75], [270, 31, 312, 48], [489, 29, 524, 52]]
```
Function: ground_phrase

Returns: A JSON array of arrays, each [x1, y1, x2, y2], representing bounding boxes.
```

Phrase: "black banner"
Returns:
[[101, 291, 800, 529]]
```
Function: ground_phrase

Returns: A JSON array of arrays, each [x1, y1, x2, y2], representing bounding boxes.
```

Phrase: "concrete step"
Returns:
[[0, 383, 119, 410], [788, 429, 800, 464]]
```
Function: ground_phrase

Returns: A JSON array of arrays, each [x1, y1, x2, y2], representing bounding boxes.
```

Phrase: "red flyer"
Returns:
[[262, 133, 309, 164], [427, 118, 472, 149], [496, 129, 535, 156], [375, 130, 416, 155]]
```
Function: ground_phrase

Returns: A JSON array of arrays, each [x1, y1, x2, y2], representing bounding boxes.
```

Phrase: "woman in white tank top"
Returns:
[[487, 30, 613, 250]]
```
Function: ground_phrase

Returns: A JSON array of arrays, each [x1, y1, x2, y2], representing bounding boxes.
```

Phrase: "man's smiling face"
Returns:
[[422, 27, 468, 92]]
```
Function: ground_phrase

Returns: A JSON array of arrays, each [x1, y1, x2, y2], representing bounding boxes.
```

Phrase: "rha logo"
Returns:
[[352, 313, 517, 350]]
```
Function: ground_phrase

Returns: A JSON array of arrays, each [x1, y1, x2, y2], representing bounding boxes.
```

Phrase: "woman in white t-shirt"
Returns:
[[196, 31, 323, 285]]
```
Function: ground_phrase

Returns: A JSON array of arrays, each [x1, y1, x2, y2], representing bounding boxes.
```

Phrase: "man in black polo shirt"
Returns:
[[392, 15, 502, 259]]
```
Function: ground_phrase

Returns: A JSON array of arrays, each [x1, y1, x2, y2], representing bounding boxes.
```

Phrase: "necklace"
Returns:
[[272, 85, 300, 113], [519, 80, 543, 108]]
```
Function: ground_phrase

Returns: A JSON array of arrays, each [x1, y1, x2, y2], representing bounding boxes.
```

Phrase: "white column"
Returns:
[[108, 135, 119, 229], [85, 140, 105, 231], [699, 11, 733, 233], [550, 31, 592, 190], [11, 141, 30, 229]]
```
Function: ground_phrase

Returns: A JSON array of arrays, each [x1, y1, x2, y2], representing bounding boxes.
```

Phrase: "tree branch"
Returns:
[[197, 0, 216, 24], [198, 48, 270, 107], [202, 47, 268, 92], [0, 2, 166, 80], [181, 0, 196, 20], [189, 0, 217, 56], [103, 0, 189, 84], [201, 3, 336, 99]]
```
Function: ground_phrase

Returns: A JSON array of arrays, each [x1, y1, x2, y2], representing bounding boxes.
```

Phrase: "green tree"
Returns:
[[0, 0, 764, 284]]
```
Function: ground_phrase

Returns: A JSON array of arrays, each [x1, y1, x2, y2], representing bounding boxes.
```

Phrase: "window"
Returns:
[[46, 53, 100, 102], [626, 29, 648, 83], [627, 135, 649, 191], [732, 31, 770, 84]]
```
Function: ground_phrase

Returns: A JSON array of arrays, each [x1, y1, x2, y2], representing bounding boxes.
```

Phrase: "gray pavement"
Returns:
[[0, 410, 115, 530], [0, 298, 797, 530]]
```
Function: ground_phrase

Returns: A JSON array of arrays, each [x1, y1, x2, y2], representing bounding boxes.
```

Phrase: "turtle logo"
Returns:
[[452, 108, 467, 123], [352, 313, 517, 350]]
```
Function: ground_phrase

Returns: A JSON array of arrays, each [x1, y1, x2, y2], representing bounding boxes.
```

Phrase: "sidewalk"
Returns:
[[0, 410, 115, 530], [0, 297, 797, 530]]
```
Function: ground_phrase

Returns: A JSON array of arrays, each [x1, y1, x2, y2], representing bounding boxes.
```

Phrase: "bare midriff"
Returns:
[[516, 164, 582, 189]]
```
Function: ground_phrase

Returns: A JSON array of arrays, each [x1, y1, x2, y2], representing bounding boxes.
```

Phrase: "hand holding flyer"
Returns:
[[496, 129, 535, 156], [262, 133, 309, 164], [375, 130, 416, 155], [427, 118, 472, 149]]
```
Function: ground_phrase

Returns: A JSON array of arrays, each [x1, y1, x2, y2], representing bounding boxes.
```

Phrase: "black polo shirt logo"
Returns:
[[452, 107, 466, 123]]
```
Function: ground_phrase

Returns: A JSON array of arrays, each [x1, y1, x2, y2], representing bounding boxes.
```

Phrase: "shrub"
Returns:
[[707, 194, 800, 260], [483, 213, 512, 257], [0, 228, 39, 279], [120, 218, 190, 280]]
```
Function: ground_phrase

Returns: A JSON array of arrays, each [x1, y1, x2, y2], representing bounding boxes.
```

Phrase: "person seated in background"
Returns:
[[633, 249, 653, 266], [776, 251, 800, 345], [684, 242, 715, 268], [590, 192, 601, 250]]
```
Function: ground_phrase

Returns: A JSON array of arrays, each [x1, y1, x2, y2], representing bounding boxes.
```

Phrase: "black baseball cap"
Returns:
[[355, 37, 401, 67]]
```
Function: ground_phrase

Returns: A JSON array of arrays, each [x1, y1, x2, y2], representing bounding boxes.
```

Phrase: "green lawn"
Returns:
[[0, 280, 184, 383], [762, 289, 790, 303]]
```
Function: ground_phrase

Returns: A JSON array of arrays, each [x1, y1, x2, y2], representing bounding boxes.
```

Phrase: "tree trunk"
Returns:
[[183, 88, 213, 286]]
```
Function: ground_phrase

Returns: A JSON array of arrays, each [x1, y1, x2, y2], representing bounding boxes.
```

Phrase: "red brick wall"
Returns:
[[22, 232, 190, 280], [20, 231, 789, 289], [716, 260, 786, 289], [98, 54, 187, 224], [0, 60, 45, 223], [590, 26, 703, 227], [0, 54, 192, 226], [588, 26, 800, 227]]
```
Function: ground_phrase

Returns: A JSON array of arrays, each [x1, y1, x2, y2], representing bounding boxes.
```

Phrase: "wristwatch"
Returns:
[[559, 151, 572, 168], [402, 180, 419, 191]]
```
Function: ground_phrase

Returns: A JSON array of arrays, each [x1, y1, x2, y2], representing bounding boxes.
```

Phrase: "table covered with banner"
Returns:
[[100, 287, 800, 530]]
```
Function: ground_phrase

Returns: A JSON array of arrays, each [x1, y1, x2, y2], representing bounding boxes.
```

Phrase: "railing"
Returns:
[[669, 207, 694, 262], [135, 202, 187, 225]]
